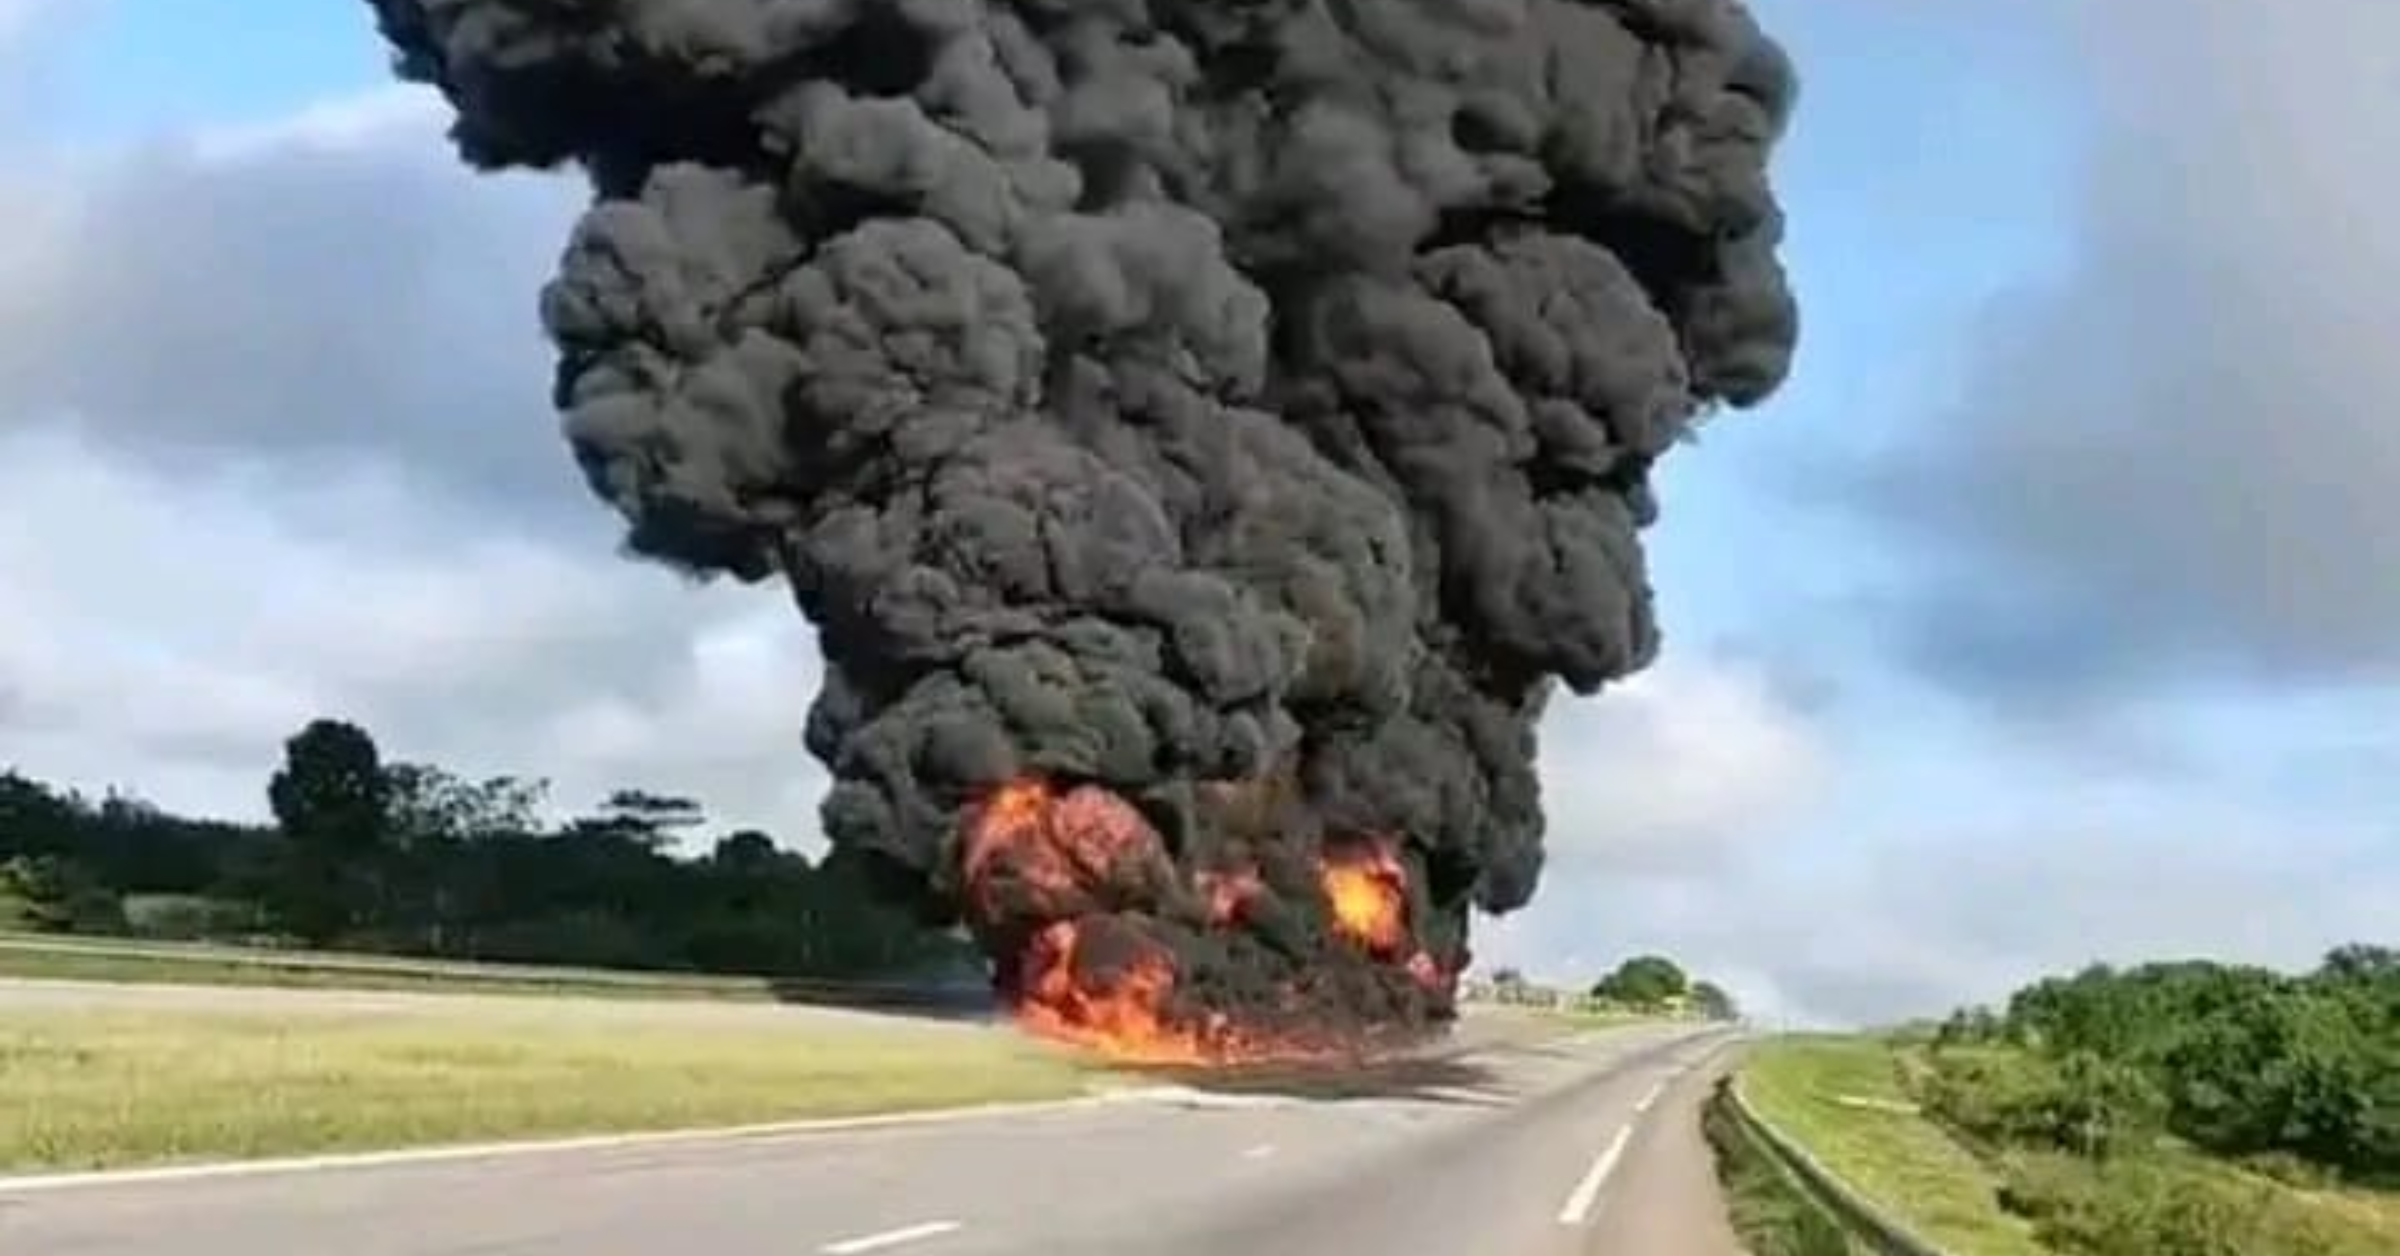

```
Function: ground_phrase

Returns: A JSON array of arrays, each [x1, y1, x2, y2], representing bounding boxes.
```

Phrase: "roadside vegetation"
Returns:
[[1743, 1037, 2049, 1256], [1736, 945, 2398, 1256], [1, 716, 977, 986], [1468, 952, 1742, 1024], [0, 1001, 1096, 1173]]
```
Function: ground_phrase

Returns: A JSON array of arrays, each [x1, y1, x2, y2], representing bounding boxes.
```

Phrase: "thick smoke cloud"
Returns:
[[365, 0, 1800, 1034]]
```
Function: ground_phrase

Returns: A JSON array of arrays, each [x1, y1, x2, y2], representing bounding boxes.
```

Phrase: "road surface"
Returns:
[[0, 1016, 1749, 1256]]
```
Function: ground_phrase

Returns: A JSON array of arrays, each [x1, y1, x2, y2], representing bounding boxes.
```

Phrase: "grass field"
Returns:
[[1738, 1036, 2049, 1256], [0, 999, 1098, 1173]]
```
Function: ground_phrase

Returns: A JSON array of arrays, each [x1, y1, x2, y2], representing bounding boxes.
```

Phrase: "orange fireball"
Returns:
[[1013, 920, 1211, 1065], [960, 780, 1443, 1068], [1319, 839, 1408, 955]]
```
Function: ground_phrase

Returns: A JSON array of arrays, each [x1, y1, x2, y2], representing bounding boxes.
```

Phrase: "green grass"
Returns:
[[0, 1002, 1100, 1173], [2165, 1145, 2400, 1252], [1739, 1036, 2050, 1256], [2272, 1175, 2400, 1247], [1742, 1036, 2400, 1256], [0, 933, 781, 1001]]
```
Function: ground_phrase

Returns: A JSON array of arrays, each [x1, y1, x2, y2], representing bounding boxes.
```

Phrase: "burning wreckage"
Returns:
[[364, 0, 1800, 1065]]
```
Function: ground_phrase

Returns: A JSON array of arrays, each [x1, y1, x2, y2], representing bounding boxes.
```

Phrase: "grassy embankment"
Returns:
[[0, 931, 1108, 1173], [1728, 1035, 2400, 1256], [0, 996, 1100, 1174], [1731, 1036, 2049, 1256]]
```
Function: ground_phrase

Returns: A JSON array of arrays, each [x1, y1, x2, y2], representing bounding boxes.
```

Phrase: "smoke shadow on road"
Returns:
[[1117, 1052, 1522, 1108]]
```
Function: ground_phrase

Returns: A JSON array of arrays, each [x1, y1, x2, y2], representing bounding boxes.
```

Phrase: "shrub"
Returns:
[[120, 894, 261, 941], [1925, 1048, 2163, 1160], [1998, 1153, 2365, 1256]]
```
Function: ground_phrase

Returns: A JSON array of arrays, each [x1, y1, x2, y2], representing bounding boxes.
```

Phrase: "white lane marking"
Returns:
[[1241, 1143, 1278, 1159], [819, 1220, 963, 1254], [1555, 1125, 1633, 1226], [1632, 1078, 1669, 1115], [1105, 1085, 1293, 1111], [0, 1090, 1178, 1196]]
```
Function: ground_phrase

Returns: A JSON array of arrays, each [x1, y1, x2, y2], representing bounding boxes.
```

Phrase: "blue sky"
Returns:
[[4, 0, 2391, 1027]]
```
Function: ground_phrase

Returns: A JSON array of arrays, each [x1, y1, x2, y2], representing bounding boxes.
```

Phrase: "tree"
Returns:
[[710, 830, 778, 872], [1691, 979, 1740, 1022], [0, 752, 1027, 986], [1592, 954, 1690, 1007], [593, 789, 705, 848], [265, 718, 393, 943]]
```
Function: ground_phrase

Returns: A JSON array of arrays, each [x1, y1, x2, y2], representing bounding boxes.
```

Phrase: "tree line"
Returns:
[[1587, 952, 1740, 1020], [1929, 946, 2397, 1181], [0, 718, 976, 981], [1917, 946, 2397, 1254], [1477, 952, 1742, 1021]]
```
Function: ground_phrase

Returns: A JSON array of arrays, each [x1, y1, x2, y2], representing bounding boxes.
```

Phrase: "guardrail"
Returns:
[[1719, 1068, 1954, 1256]]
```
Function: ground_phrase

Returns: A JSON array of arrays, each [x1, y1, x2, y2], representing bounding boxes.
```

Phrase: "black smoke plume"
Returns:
[[364, 0, 1800, 1047]]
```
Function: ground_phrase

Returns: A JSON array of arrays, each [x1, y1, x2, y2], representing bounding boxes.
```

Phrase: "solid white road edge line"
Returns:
[[1555, 1125, 1634, 1226], [820, 1224, 960, 1248], [0, 1088, 1187, 1197], [819, 1220, 964, 1254]]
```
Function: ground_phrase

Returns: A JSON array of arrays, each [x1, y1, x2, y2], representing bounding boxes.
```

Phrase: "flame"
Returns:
[[1195, 865, 1264, 925], [964, 780, 1284, 1065], [961, 779, 1445, 1068], [1319, 840, 1408, 955], [960, 775, 1162, 922], [1012, 920, 1219, 1065]]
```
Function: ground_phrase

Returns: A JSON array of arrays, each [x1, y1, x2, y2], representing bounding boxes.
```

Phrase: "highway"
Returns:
[[0, 1018, 1750, 1256]]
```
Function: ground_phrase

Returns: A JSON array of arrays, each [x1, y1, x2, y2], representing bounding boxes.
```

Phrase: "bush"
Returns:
[[464, 910, 669, 971], [0, 855, 125, 935], [1924, 1048, 2164, 1160], [1999, 1154, 2360, 1256], [120, 894, 261, 941]]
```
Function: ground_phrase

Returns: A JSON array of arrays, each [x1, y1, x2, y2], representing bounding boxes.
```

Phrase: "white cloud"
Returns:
[[0, 423, 830, 845], [1475, 762, 2400, 1030], [1466, 655, 1836, 994], [0, 85, 834, 849], [1535, 655, 1832, 875], [189, 83, 445, 162], [0, 79, 588, 525]]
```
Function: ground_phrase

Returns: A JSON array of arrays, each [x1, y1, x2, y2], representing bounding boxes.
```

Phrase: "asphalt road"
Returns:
[[0, 1017, 1748, 1256]]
